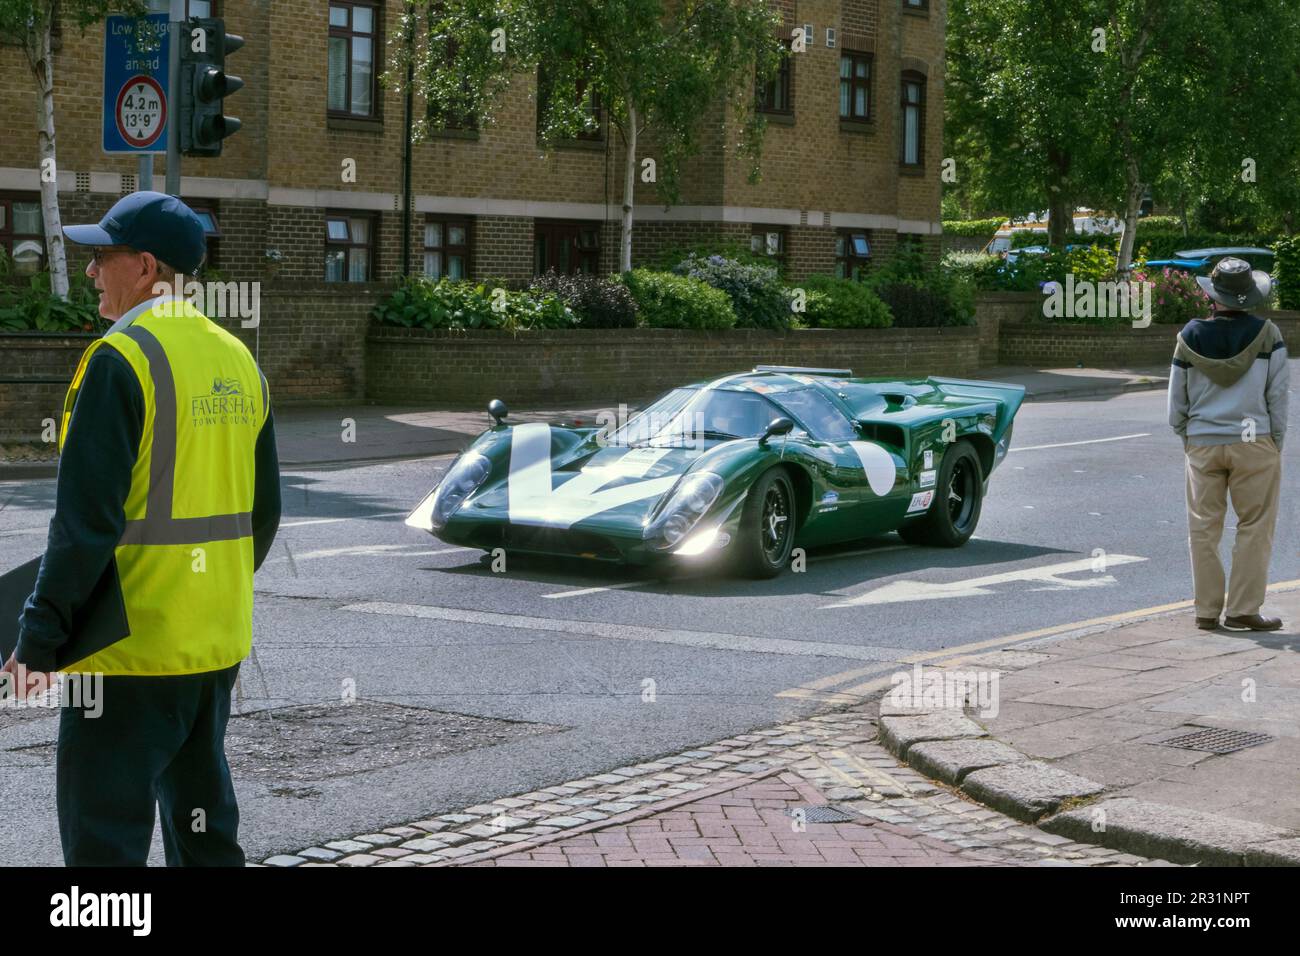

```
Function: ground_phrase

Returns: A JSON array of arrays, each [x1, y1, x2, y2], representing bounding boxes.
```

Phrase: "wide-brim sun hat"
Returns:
[[1196, 256, 1272, 310]]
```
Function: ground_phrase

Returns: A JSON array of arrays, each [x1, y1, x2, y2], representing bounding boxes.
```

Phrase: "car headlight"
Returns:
[[426, 452, 492, 532], [643, 472, 724, 548]]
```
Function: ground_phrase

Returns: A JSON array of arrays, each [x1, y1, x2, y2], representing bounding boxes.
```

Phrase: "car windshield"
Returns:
[[769, 387, 857, 442], [609, 387, 784, 446]]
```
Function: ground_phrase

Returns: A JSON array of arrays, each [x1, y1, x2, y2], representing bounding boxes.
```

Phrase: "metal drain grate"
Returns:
[[1160, 727, 1273, 754], [787, 805, 854, 824]]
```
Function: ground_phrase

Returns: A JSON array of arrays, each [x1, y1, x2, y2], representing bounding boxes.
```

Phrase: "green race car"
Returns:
[[406, 366, 1025, 577]]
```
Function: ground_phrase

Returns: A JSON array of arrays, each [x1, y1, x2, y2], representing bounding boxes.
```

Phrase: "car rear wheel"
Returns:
[[898, 441, 983, 547], [735, 468, 796, 578]]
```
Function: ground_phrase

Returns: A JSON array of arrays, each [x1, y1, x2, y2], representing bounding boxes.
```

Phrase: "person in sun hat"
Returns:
[[1168, 256, 1289, 632], [0, 191, 281, 865]]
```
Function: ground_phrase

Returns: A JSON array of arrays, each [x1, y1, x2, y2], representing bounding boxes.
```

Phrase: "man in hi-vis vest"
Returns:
[[0, 192, 280, 865]]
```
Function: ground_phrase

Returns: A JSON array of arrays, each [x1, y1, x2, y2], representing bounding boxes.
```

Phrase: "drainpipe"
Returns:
[[400, 20, 414, 279]]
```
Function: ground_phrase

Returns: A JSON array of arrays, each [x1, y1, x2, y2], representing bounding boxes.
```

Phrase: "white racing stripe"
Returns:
[[1010, 432, 1150, 452], [507, 422, 678, 528], [342, 601, 906, 661]]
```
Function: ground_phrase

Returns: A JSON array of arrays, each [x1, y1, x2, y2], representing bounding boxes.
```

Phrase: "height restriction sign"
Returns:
[[102, 13, 170, 154]]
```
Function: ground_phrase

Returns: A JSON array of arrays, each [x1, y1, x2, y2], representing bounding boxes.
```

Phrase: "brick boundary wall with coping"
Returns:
[[364, 325, 982, 407], [4, 293, 1297, 441]]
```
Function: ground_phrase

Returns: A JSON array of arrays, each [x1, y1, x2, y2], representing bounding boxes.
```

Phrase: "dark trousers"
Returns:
[[56, 662, 244, 866]]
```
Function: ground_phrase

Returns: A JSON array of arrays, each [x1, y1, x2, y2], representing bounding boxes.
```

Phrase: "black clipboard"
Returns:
[[0, 555, 131, 669]]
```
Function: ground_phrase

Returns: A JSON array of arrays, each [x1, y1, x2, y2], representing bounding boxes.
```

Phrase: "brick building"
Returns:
[[0, 0, 945, 287]]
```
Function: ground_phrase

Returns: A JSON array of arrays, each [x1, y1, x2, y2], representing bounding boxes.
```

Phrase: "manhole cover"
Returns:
[[787, 805, 854, 824], [1159, 727, 1273, 754]]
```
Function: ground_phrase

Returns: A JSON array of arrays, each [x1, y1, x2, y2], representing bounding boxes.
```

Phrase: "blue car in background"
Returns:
[[1143, 246, 1276, 276]]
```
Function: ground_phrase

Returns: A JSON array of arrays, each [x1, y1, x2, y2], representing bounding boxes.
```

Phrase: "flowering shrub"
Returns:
[[1131, 266, 1211, 325]]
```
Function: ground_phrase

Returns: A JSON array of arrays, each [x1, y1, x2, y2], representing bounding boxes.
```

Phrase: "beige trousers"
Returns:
[[1184, 436, 1282, 618]]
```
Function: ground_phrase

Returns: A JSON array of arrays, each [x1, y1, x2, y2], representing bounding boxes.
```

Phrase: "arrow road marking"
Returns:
[[821, 553, 1148, 609]]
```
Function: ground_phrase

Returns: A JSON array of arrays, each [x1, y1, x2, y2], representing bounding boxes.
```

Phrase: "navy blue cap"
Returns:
[[64, 191, 207, 275]]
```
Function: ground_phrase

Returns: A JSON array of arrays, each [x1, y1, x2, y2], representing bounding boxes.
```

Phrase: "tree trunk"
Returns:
[[34, 17, 69, 301], [1116, 157, 1143, 273], [620, 102, 637, 273], [1046, 145, 1071, 249], [1047, 190, 1071, 250]]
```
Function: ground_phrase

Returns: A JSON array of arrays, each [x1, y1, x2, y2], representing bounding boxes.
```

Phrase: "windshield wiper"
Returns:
[[637, 429, 742, 447]]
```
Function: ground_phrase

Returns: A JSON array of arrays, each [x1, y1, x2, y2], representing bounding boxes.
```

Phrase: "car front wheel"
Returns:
[[736, 468, 796, 578]]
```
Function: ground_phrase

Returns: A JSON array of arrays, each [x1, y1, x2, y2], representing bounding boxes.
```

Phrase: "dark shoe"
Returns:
[[1222, 614, 1283, 631], [1195, 616, 1220, 630]]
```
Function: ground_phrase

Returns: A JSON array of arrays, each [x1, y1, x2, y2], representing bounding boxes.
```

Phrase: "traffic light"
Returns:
[[179, 17, 243, 157]]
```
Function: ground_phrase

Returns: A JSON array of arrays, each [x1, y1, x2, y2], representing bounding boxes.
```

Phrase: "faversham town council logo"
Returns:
[[191, 377, 255, 427]]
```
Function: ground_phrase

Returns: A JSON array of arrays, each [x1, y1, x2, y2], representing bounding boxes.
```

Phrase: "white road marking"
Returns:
[[541, 544, 910, 598], [280, 511, 409, 528], [1010, 432, 1150, 452], [0, 527, 49, 537], [342, 601, 905, 661], [822, 554, 1148, 608], [269, 543, 473, 562], [544, 580, 657, 599]]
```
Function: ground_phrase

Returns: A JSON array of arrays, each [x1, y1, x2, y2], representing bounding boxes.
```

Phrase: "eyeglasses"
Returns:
[[90, 246, 136, 265]]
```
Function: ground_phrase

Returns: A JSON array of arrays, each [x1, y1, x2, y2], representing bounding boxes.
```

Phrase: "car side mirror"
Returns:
[[487, 399, 509, 425], [759, 417, 794, 446]]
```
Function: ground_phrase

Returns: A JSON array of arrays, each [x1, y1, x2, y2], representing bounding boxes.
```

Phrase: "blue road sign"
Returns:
[[103, 13, 170, 154]]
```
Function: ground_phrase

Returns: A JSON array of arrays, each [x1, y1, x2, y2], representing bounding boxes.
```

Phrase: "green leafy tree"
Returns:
[[0, 0, 145, 299], [390, 0, 784, 272], [948, 0, 1300, 264], [946, 0, 1110, 248]]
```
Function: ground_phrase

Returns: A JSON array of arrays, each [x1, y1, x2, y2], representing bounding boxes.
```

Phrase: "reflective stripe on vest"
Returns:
[[114, 325, 261, 546]]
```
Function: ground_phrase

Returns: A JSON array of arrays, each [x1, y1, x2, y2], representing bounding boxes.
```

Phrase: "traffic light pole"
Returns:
[[164, 0, 184, 197]]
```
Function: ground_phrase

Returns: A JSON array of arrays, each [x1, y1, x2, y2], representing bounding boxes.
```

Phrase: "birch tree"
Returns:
[[0, 0, 141, 300], [390, 0, 784, 272]]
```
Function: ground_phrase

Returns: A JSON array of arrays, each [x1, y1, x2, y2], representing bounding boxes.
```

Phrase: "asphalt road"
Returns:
[[2, 380, 1297, 865]]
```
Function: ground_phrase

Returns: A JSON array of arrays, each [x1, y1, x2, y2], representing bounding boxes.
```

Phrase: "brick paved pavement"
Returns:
[[263, 709, 1178, 868], [467, 771, 1007, 867]]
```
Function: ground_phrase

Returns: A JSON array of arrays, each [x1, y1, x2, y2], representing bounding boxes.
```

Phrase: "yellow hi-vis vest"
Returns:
[[59, 298, 268, 676]]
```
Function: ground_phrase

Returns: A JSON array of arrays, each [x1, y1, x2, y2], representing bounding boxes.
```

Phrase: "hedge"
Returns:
[[1275, 236, 1300, 310], [794, 274, 892, 328], [619, 270, 737, 330], [941, 217, 1006, 238]]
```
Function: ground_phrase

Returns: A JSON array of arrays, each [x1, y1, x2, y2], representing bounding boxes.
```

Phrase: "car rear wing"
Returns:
[[927, 376, 1026, 446]]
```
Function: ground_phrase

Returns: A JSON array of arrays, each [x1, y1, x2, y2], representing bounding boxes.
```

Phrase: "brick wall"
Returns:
[[0, 333, 96, 442], [998, 312, 1300, 367], [366, 324, 982, 406], [475, 216, 535, 283], [210, 284, 388, 404]]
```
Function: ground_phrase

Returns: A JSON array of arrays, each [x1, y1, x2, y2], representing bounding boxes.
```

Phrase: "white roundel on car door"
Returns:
[[848, 441, 896, 496]]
